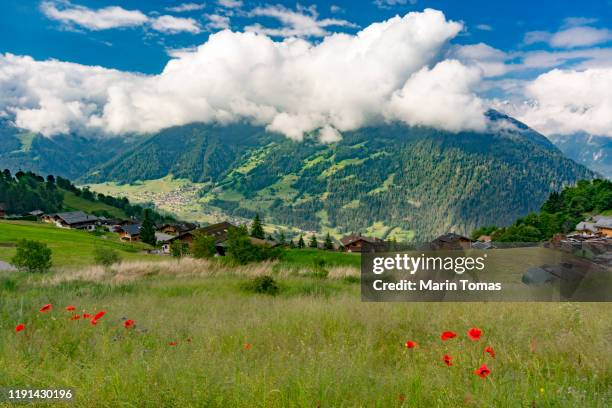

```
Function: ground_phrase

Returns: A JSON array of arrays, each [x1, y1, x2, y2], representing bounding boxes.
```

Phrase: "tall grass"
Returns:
[[0, 264, 610, 407]]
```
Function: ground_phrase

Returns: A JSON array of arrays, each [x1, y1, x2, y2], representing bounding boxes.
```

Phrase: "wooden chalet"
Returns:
[[119, 224, 141, 242], [167, 221, 234, 248], [593, 216, 612, 237], [158, 222, 198, 236], [42, 211, 98, 230], [340, 234, 385, 253], [430, 233, 472, 250]]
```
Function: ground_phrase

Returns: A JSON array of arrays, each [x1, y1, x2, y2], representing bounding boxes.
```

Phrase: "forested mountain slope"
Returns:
[[82, 112, 594, 239]]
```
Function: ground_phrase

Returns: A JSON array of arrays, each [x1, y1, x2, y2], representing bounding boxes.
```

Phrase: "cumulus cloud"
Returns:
[[217, 0, 242, 8], [245, 4, 357, 38], [151, 15, 201, 34], [475, 24, 492, 31], [524, 25, 612, 49], [41, 1, 202, 34], [1, 9, 489, 140], [165, 3, 206, 13], [509, 68, 612, 137], [451, 43, 510, 77], [205, 14, 231, 30], [40, 0, 148, 30]]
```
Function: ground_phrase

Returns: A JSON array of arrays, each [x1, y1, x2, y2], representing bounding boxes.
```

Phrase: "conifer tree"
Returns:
[[297, 235, 305, 248], [250, 214, 265, 239], [324, 233, 334, 250], [140, 209, 157, 246], [309, 234, 318, 248]]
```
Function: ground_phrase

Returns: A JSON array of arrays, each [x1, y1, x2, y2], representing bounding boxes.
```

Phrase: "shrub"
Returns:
[[192, 233, 216, 259], [226, 226, 282, 265], [11, 240, 52, 273], [242, 275, 279, 295], [170, 241, 189, 258], [93, 246, 121, 267]]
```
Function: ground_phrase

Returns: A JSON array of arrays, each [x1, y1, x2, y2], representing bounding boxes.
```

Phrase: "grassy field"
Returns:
[[0, 259, 610, 407], [63, 191, 128, 219], [0, 220, 159, 268]]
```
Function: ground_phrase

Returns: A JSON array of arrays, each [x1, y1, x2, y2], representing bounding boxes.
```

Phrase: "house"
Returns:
[[477, 235, 492, 242], [119, 224, 141, 241], [168, 221, 233, 247], [593, 216, 612, 237], [155, 232, 175, 253], [158, 222, 198, 236], [340, 234, 385, 253], [430, 233, 472, 250], [575, 221, 599, 237], [28, 210, 44, 217], [0, 203, 5, 218], [44, 211, 98, 230]]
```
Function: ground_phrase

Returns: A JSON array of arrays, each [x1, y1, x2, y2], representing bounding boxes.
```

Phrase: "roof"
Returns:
[[120, 224, 141, 236], [55, 211, 98, 225], [28, 210, 44, 216], [434, 233, 472, 243], [340, 234, 383, 246], [170, 221, 234, 243], [594, 218, 612, 229], [477, 235, 492, 242], [576, 222, 598, 233], [155, 232, 174, 242], [160, 222, 198, 233]]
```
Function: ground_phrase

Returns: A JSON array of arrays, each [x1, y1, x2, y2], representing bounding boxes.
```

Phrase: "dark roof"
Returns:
[[434, 233, 472, 243], [120, 224, 141, 236], [55, 211, 98, 225], [340, 234, 383, 246], [160, 222, 198, 234], [170, 221, 234, 243]]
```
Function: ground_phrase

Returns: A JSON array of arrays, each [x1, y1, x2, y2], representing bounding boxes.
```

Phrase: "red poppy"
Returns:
[[168, 341, 178, 346], [443, 354, 453, 366], [90, 319, 98, 325], [83, 313, 92, 319], [70, 315, 81, 321], [65, 305, 76, 312], [93, 311, 106, 320], [15, 324, 25, 333], [243, 343, 252, 350], [484, 346, 496, 358], [39, 304, 52, 313], [405, 340, 417, 349], [124, 319, 134, 328], [474, 364, 491, 378], [398, 394, 406, 402], [441, 331, 457, 341], [468, 327, 482, 341]]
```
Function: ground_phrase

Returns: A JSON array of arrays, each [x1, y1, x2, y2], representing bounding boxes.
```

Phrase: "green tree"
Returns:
[[297, 235, 305, 249], [11, 240, 52, 273], [278, 231, 286, 246], [309, 234, 318, 248], [192, 233, 217, 259], [140, 209, 157, 246], [226, 226, 282, 265], [93, 246, 121, 267], [324, 233, 333, 250], [250, 214, 265, 239], [170, 241, 189, 257]]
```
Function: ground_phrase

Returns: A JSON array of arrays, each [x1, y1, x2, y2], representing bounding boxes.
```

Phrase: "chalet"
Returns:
[[0, 203, 5, 218], [28, 210, 44, 217], [44, 211, 98, 230], [594, 216, 612, 237], [477, 235, 492, 242], [167, 221, 233, 249], [430, 233, 472, 250], [158, 222, 198, 236], [575, 221, 599, 237], [340, 234, 385, 253], [119, 224, 141, 242]]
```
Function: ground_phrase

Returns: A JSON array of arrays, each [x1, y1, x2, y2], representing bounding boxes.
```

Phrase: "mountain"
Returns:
[[549, 134, 612, 180], [0, 119, 136, 180], [81, 111, 594, 240]]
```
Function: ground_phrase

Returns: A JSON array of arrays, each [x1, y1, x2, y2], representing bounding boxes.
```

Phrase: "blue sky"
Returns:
[[0, 1, 611, 140], [1, 0, 610, 73]]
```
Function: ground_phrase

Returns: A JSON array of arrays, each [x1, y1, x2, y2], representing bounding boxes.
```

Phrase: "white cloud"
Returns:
[[524, 25, 612, 49], [205, 14, 231, 30], [330, 5, 343, 13], [40, 1, 148, 30], [151, 15, 201, 34], [507, 68, 612, 137], [245, 5, 357, 38], [1, 9, 489, 139], [41, 1, 201, 34], [452, 43, 511, 77], [373, 0, 416, 9], [475, 24, 492, 31], [217, 0, 242, 8], [165, 3, 206, 13]]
